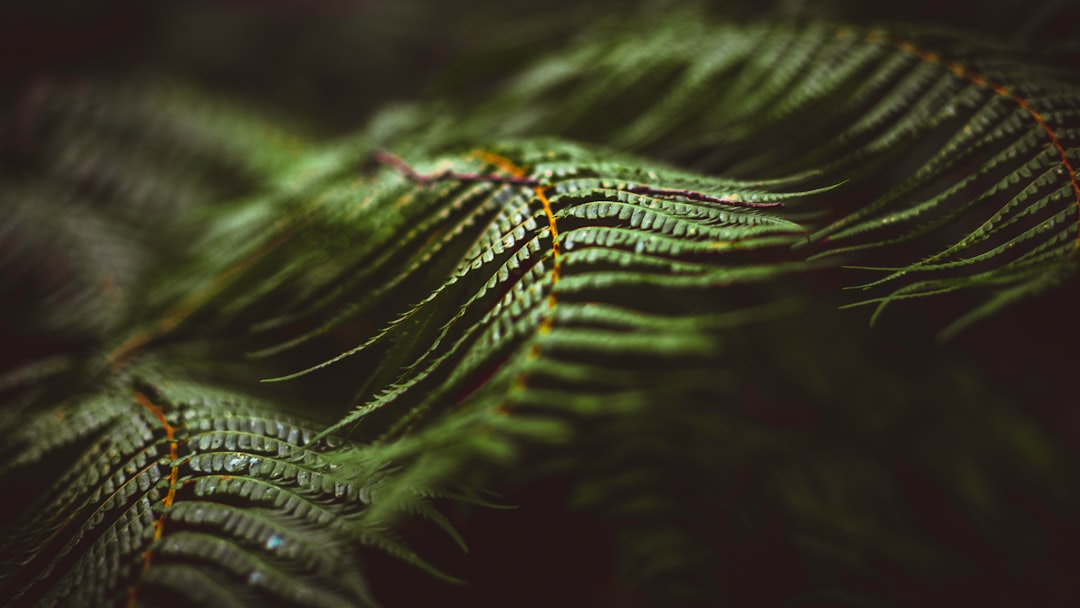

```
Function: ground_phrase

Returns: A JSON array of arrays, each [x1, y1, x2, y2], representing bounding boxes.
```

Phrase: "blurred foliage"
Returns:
[[2, 1, 1080, 607]]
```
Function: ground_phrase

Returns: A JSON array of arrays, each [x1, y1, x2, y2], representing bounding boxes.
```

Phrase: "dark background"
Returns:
[[3, 0, 1078, 133], [3, 1, 1080, 606]]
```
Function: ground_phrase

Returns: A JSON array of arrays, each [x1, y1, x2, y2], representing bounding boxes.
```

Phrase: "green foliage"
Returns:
[[2, 3, 1079, 606]]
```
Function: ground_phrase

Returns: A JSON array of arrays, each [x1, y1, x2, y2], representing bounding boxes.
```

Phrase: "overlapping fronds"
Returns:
[[410, 12, 1080, 334], [253, 142, 815, 433], [0, 355, 496, 607], [2, 4, 1079, 607]]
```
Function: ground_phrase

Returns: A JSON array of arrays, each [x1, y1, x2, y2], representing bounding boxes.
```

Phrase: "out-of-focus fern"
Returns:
[[2, 3, 1079, 607]]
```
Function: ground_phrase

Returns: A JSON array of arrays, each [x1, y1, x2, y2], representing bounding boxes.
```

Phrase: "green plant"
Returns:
[[2, 2, 1078, 606]]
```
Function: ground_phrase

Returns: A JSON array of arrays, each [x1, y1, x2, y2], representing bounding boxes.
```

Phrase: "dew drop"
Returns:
[[225, 455, 246, 473], [265, 535, 284, 550]]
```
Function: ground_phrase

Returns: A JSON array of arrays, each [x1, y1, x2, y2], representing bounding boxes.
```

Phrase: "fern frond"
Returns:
[[253, 142, 813, 441], [0, 364, 384, 607], [3, 5, 1079, 606], [418, 15, 1080, 332]]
